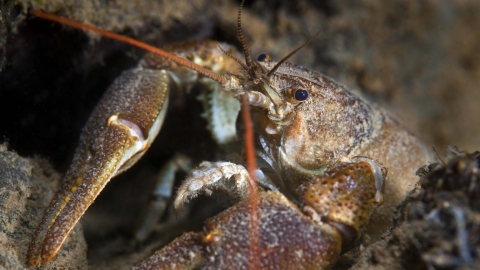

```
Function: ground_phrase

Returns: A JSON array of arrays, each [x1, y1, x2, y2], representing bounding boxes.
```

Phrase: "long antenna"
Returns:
[[237, 0, 253, 68], [30, 9, 228, 84], [216, 41, 249, 71], [266, 30, 321, 77], [241, 96, 260, 270]]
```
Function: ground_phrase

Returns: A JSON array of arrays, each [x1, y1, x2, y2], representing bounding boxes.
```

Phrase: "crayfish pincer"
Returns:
[[136, 159, 385, 270]]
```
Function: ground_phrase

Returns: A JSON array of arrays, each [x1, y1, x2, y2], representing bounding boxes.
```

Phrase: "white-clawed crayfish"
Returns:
[[27, 2, 433, 269]]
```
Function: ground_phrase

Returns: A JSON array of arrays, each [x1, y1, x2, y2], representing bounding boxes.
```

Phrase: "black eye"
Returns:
[[257, 54, 271, 62], [294, 89, 309, 101]]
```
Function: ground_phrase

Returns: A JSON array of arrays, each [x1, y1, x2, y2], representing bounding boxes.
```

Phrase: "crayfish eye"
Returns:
[[257, 54, 272, 62], [294, 89, 309, 101]]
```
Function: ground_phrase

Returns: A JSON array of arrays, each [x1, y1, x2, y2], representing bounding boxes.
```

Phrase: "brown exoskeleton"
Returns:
[[28, 1, 433, 269], [137, 158, 384, 270]]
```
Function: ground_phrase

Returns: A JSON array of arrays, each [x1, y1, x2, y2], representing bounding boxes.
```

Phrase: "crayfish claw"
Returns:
[[299, 159, 386, 250], [173, 161, 251, 210], [28, 67, 172, 265]]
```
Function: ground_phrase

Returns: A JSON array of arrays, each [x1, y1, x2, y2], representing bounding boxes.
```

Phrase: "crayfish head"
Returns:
[[241, 59, 380, 197]]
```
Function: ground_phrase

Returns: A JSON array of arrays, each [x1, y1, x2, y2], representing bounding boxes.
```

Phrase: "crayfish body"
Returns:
[[27, 5, 432, 269]]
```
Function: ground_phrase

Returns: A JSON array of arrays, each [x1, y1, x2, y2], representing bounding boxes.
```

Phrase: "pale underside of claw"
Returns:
[[350, 156, 386, 204]]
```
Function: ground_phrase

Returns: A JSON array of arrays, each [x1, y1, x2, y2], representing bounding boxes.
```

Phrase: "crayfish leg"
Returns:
[[134, 153, 193, 242]]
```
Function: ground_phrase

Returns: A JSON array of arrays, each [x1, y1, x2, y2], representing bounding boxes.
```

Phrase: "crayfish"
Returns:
[[27, 2, 432, 269]]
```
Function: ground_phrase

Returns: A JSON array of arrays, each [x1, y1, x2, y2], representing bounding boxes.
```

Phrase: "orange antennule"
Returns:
[[30, 9, 228, 84]]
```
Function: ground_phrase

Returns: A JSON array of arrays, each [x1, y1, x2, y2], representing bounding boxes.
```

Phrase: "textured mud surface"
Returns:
[[0, 145, 88, 269], [1, 0, 479, 269]]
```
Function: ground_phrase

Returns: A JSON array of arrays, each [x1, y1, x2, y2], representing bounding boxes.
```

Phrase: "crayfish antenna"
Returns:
[[241, 96, 260, 270], [216, 41, 249, 71], [236, 1, 260, 269], [237, 0, 253, 69], [29, 9, 228, 85], [266, 30, 321, 77]]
